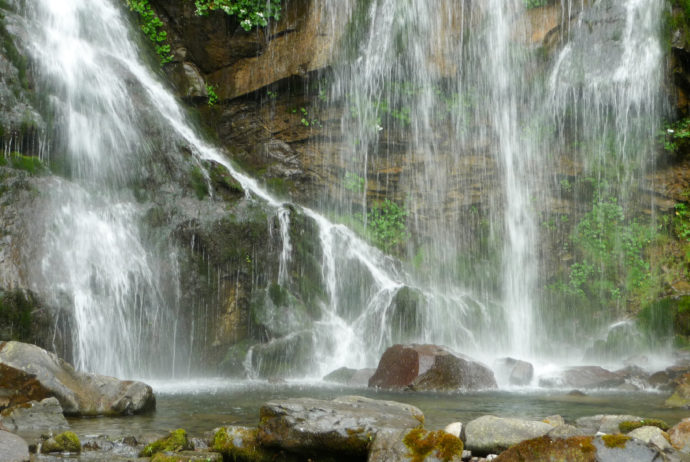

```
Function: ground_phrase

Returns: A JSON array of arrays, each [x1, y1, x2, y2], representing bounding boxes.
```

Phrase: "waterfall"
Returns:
[[8, 0, 667, 379]]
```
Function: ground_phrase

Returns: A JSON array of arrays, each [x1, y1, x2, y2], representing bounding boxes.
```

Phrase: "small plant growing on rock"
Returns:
[[194, 0, 281, 31], [367, 199, 410, 254], [126, 0, 173, 65]]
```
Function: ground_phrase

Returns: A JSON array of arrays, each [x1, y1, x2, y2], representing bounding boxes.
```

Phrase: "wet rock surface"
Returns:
[[463, 415, 553, 456], [257, 395, 424, 457], [0, 341, 155, 416], [540, 366, 624, 389], [368, 344, 497, 391], [0, 397, 68, 431]]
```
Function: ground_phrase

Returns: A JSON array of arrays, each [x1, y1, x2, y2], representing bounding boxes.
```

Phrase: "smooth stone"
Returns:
[[0, 430, 29, 462], [464, 415, 552, 456], [257, 395, 424, 457], [575, 414, 643, 435], [0, 341, 155, 416], [444, 422, 463, 438], [546, 424, 589, 439], [628, 426, 673, 452], [0, 397, 68, 431]]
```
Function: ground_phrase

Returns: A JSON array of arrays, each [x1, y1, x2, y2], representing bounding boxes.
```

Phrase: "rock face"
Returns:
[[494, 358, 534, 386], [0, 341, 155, 416], [368, 344, 497, 391], [0, 397, 68, 431], [0, 430, 29, 462], [257, 395, 424, 458], [463, 415, 553, 456]]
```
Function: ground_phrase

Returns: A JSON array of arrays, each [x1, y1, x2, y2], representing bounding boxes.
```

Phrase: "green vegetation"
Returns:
[[523, 0, 548, 9], [194, 0, 281, 31], [190, 165, 209, 199], [140, 429, 191, 457], [367, 199, 410, 254], [206, 84, 218, 107], [344, 171, 365, 193], [619, 419, 670, 433], [125, 0, 173, 65], [660, 117, 690, 154], [0, 152, 46, 174]]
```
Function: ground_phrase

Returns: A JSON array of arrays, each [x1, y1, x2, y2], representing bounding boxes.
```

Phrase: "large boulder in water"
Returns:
[[0, 430, 29, 462], [0, 397, 69, 431], [0, 341, 155, 416], [368, 344, 497, 391], [257, 395, 424, 458], [463, 415, 552, 456], [540, 366, 624, 389]]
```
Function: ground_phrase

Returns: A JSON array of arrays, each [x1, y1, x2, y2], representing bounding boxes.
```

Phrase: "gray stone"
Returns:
[[575, 414, 643, 435], [464, 415, 552, 456], [0, 397, 68, 431], [543, 415, 565, 427], [628, 426, 673, 452], [0, 430, 29, 462], [0, 341, 155, 416], [367, 428, 463, 462], [444, 422, 463, 438], [546, 424, 589, 439], [592, 435, 663, 462], [258, 395, 424, 457]]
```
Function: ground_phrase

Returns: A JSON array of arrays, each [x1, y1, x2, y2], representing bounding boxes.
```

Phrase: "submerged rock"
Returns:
[[0, 341, 155, 416], [463, 415, 552, 456], [0, 397, 68, 431], [368, 344, 497, 391], [257, 395, 424, 458]]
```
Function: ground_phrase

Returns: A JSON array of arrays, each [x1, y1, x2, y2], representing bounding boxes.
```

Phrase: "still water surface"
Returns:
[[44, 380, 690, 441]]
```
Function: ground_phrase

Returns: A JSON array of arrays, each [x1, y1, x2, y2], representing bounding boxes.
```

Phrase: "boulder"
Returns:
[[257, 395, 424, 458], [666, 373, 690, 408], [541, 366, 624, 389], [444, 422, 463, 438], [323, 367, 376, 387], [368, 428, 463, 462], [0, 341, 155, 416], [546, 424, 589, 439], [494, 358, 534, 386], [211, 426, 276, 461], [493, 435, 664, 462], [627, 426, 673, 452], [669, 417, 690, 452], [0, 430, 29, 462], [368, 344, 497, 391], [40, 431, 81, 454], [463, 415, 552, 456], [0, 397, 68, 431], [574, 415, 643, 435], [0, 363, 53, 408]]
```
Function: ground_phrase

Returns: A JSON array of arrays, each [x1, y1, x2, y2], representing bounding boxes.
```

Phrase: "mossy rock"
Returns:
[[619, 419, 669, 433], [151, 451, 222, 462], [140, 429, 191, 457], [211, 426, 275, 462], [41, 431, 81, 453], [600, 434, 631, 449], [493, 436, 596, 462], [402, 428, 463, 462]]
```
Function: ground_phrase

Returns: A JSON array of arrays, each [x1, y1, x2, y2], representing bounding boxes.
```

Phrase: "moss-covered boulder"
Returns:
[[140, 429, 191, 457], [665, 372, 690, 408], [41, 431, 81, 453], [619, 418, 669, 433], [211, 426, 276, 462]]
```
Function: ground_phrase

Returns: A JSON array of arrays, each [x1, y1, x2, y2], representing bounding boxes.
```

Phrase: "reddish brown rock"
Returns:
[[368, 344, 496, 391]]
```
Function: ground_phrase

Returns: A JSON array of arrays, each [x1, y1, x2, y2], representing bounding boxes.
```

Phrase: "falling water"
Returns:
[[7, 0, 667, 379]]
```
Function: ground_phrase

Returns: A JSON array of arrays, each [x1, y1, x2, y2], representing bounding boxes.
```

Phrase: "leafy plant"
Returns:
[[367, 199, 410, 253], [126, 0, 173, 65], [660, 117, 690, 154], [193, 0, 281, 31], [206, 84, 218, 107], [344, 172, 365, 193]]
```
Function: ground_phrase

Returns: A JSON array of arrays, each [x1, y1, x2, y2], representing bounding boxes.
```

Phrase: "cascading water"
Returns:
[[8, 0, 668, 382]]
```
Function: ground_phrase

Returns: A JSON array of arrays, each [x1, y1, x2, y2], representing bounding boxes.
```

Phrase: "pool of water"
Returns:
[[20, 380, 684, 443]]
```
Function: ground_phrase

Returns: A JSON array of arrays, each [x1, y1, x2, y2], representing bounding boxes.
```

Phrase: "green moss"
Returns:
[[56, 432, 81, 453], [190, 165, 209, 199], [140, 429, 191, 457], [0, 152, 46, 175], [268, 282, 288, 307], [402, 428, 463, 462], [601, 434, 630, 449], [619, 418, 670, 433], [211, 427, 274, 462]]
